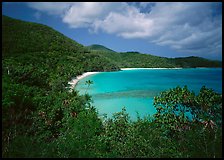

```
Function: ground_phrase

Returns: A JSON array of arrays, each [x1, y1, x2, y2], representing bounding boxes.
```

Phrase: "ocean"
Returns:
[[75, 68, 222, 121]]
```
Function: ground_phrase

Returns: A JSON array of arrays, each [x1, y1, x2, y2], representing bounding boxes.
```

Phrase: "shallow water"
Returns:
[[76, 68, 222, 121]]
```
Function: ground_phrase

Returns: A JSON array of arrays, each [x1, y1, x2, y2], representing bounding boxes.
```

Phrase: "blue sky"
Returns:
[[2, 2, 222, 60]]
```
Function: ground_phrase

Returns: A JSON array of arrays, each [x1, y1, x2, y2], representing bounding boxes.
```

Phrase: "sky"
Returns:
[[2, 2, 222, 60]]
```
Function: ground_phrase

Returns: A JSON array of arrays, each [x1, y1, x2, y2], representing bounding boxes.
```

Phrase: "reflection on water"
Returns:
[[92, 89, 161, 99]]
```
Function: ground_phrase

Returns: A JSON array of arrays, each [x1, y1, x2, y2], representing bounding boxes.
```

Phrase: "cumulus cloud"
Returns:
[[62, 2, 122, 28], [27, 2, 222, 57], [27, 2, 72, 16]]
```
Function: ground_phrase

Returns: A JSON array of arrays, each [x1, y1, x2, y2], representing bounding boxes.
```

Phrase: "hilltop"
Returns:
[[2, 15, 85, 57], [2, 15, 221, 69], [86, 44, 115, 52], [171, 56, 221, 68]]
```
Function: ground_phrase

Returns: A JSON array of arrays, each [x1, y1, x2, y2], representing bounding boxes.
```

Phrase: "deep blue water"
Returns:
[[76, 68, 222, 121]]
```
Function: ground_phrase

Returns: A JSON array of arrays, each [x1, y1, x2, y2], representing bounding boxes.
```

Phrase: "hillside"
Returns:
[[3, 15, 221, 69], [2, 15, 119, 72], [91, 50, 176, 68], [90, 50, 222, 68], [2, 15, 85, 56], [85, 43, 222, 68], [172, 56, 221, 68], [85, 42, 222, 68], [86, 44, 115, 52]]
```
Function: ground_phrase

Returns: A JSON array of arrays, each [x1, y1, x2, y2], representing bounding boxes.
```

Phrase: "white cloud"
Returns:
[[93, 5, 154, 38], [27, 2, 222, 58], [62, 2, 126, 28], [27, 2, 72, 16]]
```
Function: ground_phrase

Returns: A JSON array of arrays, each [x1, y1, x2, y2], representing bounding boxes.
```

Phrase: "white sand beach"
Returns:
[[67, 72, 100, 92], [120, 68, 183, 70], [67, 68, 183, 91]]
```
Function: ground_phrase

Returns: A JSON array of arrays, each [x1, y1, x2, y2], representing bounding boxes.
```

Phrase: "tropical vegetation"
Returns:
[[2, 15, 222, 158]]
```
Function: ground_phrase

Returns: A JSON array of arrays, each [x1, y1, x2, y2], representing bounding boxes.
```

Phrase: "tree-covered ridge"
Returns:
[[2, 15, 119, 70], [172, 56, 222, 68], [2, 15, 222, 158], [90, 50, 221, 68], [3, 15, 221, 68], [118, 52, 176, 68], [86, 44, 115, 52], [2, 15, 85, 57]]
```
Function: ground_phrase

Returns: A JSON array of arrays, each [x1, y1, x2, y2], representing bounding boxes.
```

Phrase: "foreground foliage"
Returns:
[[3, 79, 222, 158]]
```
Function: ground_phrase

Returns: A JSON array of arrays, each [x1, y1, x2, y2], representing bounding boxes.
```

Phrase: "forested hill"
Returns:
[[171, 56, 222, 68], [86, 45, 221, 68], [2, 15, 85, 56], [86, 44, 115, 52], [90, 49, 222, 68], [2, 15, 119, 69], [3, 15, 221, 69]]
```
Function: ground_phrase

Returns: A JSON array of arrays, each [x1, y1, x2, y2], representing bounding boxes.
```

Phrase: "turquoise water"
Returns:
[[76, 68, 222, 121]]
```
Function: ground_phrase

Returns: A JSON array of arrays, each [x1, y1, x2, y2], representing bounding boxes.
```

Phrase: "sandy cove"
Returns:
[[67, 72, 100, 92], [67, 68, 183, 91]]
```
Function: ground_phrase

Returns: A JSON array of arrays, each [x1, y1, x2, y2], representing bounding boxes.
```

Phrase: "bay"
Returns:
[[76, 68, 222, 121]]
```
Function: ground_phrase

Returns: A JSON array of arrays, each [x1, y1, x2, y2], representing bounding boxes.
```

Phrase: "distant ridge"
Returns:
[[86, 44, 115, 52], [2, 15, 222, 68]]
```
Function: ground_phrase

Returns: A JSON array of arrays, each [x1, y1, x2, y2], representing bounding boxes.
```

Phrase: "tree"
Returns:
[[85, 80, 93, 94], [153, 85, 222, 158]]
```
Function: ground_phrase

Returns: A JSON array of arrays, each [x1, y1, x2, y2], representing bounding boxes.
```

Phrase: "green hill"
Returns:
[[92, 50, 176, 68], [3, 15, 221, 69], [2, 15, 85, 57], [172, 56, 222, 68], [90, 50, 222, 68], [2, 15, 120, 91], [85, 44, 222, 69], [86, 44, 115, 52]]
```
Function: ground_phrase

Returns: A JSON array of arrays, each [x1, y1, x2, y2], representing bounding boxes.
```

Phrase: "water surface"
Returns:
[[76, 68, 222, 121]]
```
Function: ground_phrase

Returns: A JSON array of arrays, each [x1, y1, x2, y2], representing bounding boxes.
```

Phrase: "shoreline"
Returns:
[[120, 67, 183, 70], [67, 67, 220, 92], [67, 72, 100, 92], [120, 67, 221, 70]]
